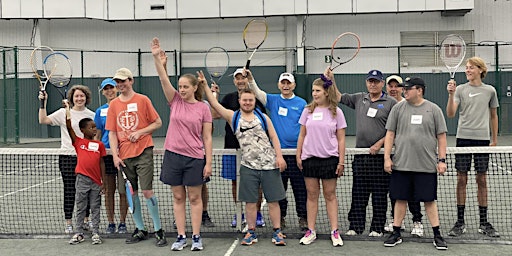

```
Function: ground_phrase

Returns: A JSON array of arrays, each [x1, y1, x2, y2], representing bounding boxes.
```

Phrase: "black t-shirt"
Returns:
[[220, 91, 266, 149]]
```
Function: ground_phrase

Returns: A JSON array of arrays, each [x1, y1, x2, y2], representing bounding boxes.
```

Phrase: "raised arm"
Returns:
[[64, 101, 77, 144], [446, 80, 458, 118], [246, 69, 267, 106], [197, 70, 234, 123], [323, 66, 342, 102], [38, 91, 52, 124], [151, 37, 176, 103]]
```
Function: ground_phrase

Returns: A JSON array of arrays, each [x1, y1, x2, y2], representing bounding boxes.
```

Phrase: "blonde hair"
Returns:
[[181, 73, 204, 101], [467, 57, 488, 79], [67, 85, 92, 106], [306, 78, 338, 118]]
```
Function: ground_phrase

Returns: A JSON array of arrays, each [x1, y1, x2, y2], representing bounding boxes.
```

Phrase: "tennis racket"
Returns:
[[120, 166, 135, 214], [30, 46, 54, 108], [204, 47, 230, 85], [243, 19, 268, 69], [43, 52, 73, 101], [440, 34, 466, 81], [329, 32, 361, 71]]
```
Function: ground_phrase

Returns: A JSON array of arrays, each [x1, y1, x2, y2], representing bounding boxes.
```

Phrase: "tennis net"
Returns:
[[0, 147, 511, 243]]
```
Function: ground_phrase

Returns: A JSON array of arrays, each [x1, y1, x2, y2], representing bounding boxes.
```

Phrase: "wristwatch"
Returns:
[[438, 158, 446, 163]]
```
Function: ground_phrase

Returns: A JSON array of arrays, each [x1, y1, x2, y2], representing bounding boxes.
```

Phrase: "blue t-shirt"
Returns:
[[94, 103, 110, 149], [266, 94, 306, 148]]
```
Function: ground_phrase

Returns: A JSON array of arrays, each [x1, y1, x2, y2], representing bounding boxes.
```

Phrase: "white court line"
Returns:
[[224, 239, 239, 256], [0, 177, 61, 199], [2, 161, 58, 176]]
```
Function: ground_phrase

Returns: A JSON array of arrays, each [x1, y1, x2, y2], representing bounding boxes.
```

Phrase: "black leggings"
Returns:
[[59, 155, 89, 220]]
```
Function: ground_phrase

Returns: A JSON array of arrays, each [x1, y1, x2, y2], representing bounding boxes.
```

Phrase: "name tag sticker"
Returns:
[[127, 103, 138, 112], [100, 108, 108, 116], [278, 107, 288, 116], [411, 115, 423, 124], [312, 112, 323, 121], [367, 108, 377, 117], [88, 142, 99, 151]]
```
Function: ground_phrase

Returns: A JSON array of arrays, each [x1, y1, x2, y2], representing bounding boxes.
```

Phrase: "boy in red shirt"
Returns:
[[65, 101, 106, 245]]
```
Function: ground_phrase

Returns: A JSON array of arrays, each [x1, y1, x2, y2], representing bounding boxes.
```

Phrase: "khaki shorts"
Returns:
[[122, 147, 155, 191]]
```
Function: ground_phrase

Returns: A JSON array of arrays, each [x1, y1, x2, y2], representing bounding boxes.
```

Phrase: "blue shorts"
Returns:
[[389, 170, 437, 202], [221, 155, 237, 181], [455, 138, 490, 172]]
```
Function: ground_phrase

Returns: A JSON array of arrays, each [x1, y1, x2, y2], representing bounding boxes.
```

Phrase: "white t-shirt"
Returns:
[[48, 108, 95, 150]]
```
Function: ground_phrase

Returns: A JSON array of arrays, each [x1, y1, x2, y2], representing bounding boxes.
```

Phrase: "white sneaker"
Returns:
[[411, 221, 424, 237], [345, 230, 358, 236], [384, 219, 405, 233], [331, 230, 343, 247], [299, 229, 317, 245], [368, 231, 383, 237], [65, 224, 73, 234]]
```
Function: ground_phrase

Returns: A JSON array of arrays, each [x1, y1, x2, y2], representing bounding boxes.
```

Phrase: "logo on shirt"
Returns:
[[469, 93, 481, 98], [240, 125, 257, 133], [117, 110, 139, 131]]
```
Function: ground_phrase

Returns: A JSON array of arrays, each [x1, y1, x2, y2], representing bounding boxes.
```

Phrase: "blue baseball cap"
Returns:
[[100, 78, 116, 90], [366, 70, 384, 81]]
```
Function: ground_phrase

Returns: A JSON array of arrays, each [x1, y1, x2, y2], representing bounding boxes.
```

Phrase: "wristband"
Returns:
[[438, 158, 446, 163]]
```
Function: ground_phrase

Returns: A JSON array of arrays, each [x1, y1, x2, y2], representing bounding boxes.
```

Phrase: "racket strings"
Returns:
[[205, 48, 229, 79], [332, 34, 361, 64], [440, 35, 466, 68], [243, 21, 268, 49], [44, 54, 72, 87]]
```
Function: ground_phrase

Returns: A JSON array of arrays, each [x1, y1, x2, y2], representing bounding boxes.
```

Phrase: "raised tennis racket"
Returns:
[[440, 34, 466, 81], [205, 46, 230, 85], [43, 52, 73, 100], [30, 46, 54, 108], [243, 19, 268, 69], [329, 32, 361, 71], [120, 166, 135, 214]]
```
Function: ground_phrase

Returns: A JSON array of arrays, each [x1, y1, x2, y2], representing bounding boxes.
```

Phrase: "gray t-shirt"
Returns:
[[340, 92, 396, 148], [454, 82, 499, 140], [386, 100, 447, 173]]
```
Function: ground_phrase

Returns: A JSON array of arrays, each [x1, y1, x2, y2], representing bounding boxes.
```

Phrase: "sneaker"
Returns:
[[65, 224, 73, 234], [448, 222, 466, 237], [202, 214, 215, 228], [280, 217, 286, 229], [125, 228, 149, 244], [191, 235, 203, 251], [384, 219, 405, 233], [69, 233, 84, 245], [411, 221, 424, 237], [433, 235, 448, 250], [155, 229, 168, 247], [384, 231, 402, 247], [331, 229, 343, 247], [231, 213, 246, 227], [106, 223, 116, 234], [256, 212, 265, 227], [369, 231, 383, 237], [171, 235, 187, 251], [298, 217, 308, 230], [299, 229, 317, 245], [272, 229, 286, 246], [345, 230, 359, 236], [478, 222, 500, 237], [117, 223, 127, 234], [241, 230, 258, 246], [82, 221, 93, 231], [91, 233, 102, 245]]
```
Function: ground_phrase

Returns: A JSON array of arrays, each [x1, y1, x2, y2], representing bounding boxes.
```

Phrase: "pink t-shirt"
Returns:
[[164, 95, 212, 159], [299, 107, 347, 160]]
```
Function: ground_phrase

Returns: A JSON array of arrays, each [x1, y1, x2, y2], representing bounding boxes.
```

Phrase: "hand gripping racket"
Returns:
[[243, 19, 268, 69], [329, 32, 361, 71], [440, 34, 466, 81]]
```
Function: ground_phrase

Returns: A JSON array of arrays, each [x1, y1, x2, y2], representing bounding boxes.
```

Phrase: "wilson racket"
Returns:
[[43, 52, 73, 100], [30, 46, 54, 108], [205, 46, 230, 85], [120, 166, 135, 214], [329, 32, 361, 71], [243, 19, 268, 69], [440, 34, 466, 81]]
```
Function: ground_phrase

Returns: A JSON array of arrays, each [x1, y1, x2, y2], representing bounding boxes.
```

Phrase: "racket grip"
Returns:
[[38, 90, 46, 109], [245, 59, 251, 70]]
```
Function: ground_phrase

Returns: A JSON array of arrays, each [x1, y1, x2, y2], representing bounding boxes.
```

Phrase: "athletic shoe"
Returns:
[[345, 230, 359, 236], [411, 221, 424, 237], [82, 221, 93, 231], [69, 233, 85, 245], [280, 217, 286, 229], [91, 233, 102, 245], [125, 228, 149, 244], [478, 222, 500, 237], [272, 229, 286, 246], [256, 212, 265, 227], [331, 229, 343, 247], [106, 223, 116, 234], [191, 235, 203, 251], [65, 224, 73, 234], [241, 230, 258, 245], [368, 231, 383, 237], [384, 231, 402, 247], [117, 223, 127, 234], [299, 229, 316, 245], [384, 219, 405, 233], [155, 229, 168, 247], [433, 235, 448, 250], [171, 235, 187, 251], [448, 221, 466, 237], [298, 217, 308, 230], [231, 213, 246, 227], [202, 213, 215, 228]]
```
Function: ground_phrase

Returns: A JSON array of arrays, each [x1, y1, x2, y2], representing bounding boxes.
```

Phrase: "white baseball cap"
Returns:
[[278, 72, 295, 83]]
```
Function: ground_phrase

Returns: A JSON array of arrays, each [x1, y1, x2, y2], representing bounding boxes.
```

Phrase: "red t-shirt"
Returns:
[[73, 137, 106, 186]]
